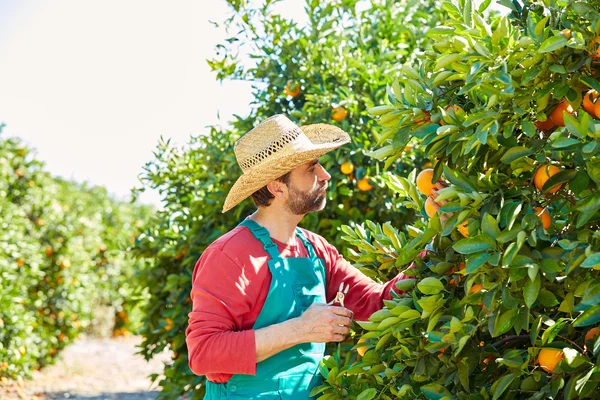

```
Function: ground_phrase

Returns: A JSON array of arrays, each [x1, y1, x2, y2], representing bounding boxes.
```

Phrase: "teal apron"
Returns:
[[204, 219, 327, 399]]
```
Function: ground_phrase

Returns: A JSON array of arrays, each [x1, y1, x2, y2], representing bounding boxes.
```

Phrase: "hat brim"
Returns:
[[222, 123, 350, 213]]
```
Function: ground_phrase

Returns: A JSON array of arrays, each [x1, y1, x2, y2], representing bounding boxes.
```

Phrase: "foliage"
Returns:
[[314, 0, 600, 398], [0, 125, 152, 379]]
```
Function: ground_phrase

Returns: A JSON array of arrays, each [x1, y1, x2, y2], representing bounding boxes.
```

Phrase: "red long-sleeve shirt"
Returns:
[[185, 225, 408, 383]]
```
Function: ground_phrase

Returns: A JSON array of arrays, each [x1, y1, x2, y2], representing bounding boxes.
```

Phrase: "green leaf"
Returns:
[[493, 309, 517, 337], [573, 305, 600, 327], [420, 383, 454, 400], [581, 252, 600, 268], [524, 274, 541, 308], [482, 213, 500, 238], [466, 252, 491, 274], [551, 137, 580, 148], [500, 146, 533, 163], [357, 388, 377, 400], [453, 235, 496, 254], [492, 373, 517, 400], [417, 277, 444, 295], [586, 159, 600, 185], [538, 35, 568, 53], [542, 169, 577, 193]]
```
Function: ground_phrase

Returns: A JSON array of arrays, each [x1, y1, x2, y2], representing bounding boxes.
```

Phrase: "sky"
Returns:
[[0, 0, 307, 208]]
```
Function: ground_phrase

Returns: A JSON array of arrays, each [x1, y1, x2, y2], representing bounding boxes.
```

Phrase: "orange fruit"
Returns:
[[589, 37, 600, 59], [422, 161, 432, 169], [534, 118, 556, 131], [340, 161, 354, 175], [332, 106, 348, 122], [458, 220, 469, 237], [45, 247, 53, 257], [582, 90, 600, 118], [437, 346, 448, 359], [533, 207, 551, 229], [549, 101, 575, 127], [357, 178, 373, 191], [533, 165, 562, 193], [415, 111, 431, 125], [469, 284, 483, 294], [424, 196, 439, 217], [561, 29, 572, 39], [585, 327, 600, 346], [416, 169, 437, 196], [357, 338, 367, 357], [284, 81, 300, 98], [538, 348, 564, 373]]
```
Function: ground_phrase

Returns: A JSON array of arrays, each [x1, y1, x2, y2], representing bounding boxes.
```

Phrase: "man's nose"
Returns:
[[317, 164, 331, 181]]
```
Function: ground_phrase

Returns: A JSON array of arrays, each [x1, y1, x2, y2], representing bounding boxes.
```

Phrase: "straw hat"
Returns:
[[222, 114, 351, 212]]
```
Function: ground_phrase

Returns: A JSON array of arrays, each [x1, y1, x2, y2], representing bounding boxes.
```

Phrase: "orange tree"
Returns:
[[132, 0, 447, 398], [311, 0, 600, 398], [0, 125, 151, 380]]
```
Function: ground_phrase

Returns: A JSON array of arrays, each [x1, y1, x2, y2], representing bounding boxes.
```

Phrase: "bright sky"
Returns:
[[0, 0, 307, 208]]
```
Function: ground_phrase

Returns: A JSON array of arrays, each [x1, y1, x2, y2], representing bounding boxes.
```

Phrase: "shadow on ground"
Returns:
[[41, 391, 162, 400]]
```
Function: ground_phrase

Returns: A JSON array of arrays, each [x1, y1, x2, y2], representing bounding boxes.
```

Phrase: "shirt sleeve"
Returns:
[[322, 241, 410, 321], [185, 247, 258, 377]]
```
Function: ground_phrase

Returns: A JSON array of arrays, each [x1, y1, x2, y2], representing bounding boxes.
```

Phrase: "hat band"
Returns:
[[238, 127, 313, 171]]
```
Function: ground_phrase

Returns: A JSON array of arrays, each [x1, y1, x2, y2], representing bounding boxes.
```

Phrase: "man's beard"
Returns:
[[285, 182, 327, 215]]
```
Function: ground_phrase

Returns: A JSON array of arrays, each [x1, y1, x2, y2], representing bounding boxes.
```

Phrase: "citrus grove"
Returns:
[[0, 125, 152, 383], [308, 0, 600, 398]]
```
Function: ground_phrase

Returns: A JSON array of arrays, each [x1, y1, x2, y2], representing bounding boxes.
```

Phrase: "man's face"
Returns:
[[284, 158, 331, 215]]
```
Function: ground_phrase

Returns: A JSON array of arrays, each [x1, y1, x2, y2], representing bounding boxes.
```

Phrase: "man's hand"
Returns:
[[254, 303, 353, 363], [294, 303, 353, 343]]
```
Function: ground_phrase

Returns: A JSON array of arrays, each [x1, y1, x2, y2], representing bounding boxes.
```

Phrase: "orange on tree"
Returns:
[[534, 118, 556, 132], [356, 338, 368, 357], [440, 104, 464, 126], [458, 220, 469, 237], [584, 327, 600, 351], [357, 178, 373, 191], [538, 348, 564, 373], [424, 196, 439, 218], [340, 161, 354, 175], [422, 161, 432, 169], [414, 111, 431, 125], [469, 284, 483, 294], [582, 89, 600, 118], [332, 106, 348, 122], [533, 207, 551, 230], [549, 101, 575, 127], [416, 168, 437, 196], [533, 164, 562, 193], [561, 29, 572, 39], [284, 81, 301, 98]]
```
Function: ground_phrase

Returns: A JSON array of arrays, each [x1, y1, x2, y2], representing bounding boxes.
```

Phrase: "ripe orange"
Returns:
[[332, 106, 348, 122], [533, 165, 562, 193], [469, 284, 483, 294], [534, 118, 556, 132], [45, 247, 53, 257], [458, 220, 469, 237], [538, 348, 564, 373], [549, 101, 575, 127], [357, 338, 367, 357], [416, 169, 436, 196], [582, 90, 600, 118], [589, 37, 600, 59], [440, 105, 464, 126], [561, 29, 572, 39], [585, 327, 600, 346], [357, 178, 373, 191], [424, 196, 439, 218], [415, 111, 431, 125], [340, 161, 354, 175], [284, 81, 300, 98], [533, 207, 551, 229]]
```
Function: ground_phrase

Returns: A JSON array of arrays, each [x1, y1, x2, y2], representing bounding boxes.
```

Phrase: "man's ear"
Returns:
[[266, 180, 287, 199]]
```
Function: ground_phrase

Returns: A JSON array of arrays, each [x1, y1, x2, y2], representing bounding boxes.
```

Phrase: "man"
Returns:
[[185, 114, 410, 399]]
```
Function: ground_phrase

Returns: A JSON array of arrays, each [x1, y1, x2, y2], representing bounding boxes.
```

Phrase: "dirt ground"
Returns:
[[0, 334, 173, 400]]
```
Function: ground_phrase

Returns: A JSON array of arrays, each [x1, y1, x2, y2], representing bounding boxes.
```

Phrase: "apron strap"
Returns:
[[238, 219, 281, 260], [295, 228, 317, 260]]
